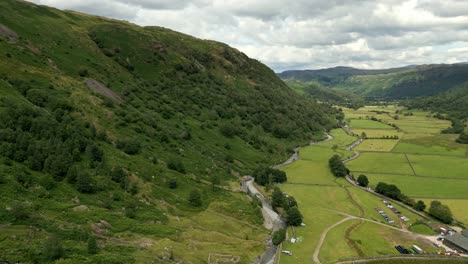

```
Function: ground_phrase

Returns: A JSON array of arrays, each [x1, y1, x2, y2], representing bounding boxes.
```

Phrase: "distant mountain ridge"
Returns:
[[278, 65, 415, 79], [278, 64, 468, 99]]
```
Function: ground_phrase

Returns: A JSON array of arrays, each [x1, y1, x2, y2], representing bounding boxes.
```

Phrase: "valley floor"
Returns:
[[275, 105, 468, 264]]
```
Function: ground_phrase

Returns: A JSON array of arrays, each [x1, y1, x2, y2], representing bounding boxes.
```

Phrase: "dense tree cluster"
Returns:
[[328, 155, 348, 177], [0, 83, 109, 193], [375, 182, 404, 200], [429, 201, 453, 224], [253, 167, 287, 186], [270, 186, 302, 226]]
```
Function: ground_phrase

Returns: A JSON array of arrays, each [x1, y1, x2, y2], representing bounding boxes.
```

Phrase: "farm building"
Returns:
[[444, 230, 468, 253]]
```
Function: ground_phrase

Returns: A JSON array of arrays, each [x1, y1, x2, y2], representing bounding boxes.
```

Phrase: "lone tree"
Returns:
[[188, 189, 202, 207], [87, 235, 99, 254], [414, 200, 426, 211], [357, 174, 369, 187], [286, 206, 303, 226], [361, 132, 367, 139]]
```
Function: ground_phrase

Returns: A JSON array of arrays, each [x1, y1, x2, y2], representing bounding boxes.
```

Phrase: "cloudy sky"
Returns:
[[27, 0, 468, 72]]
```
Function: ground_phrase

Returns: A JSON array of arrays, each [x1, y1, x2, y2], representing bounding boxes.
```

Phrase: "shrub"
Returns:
[[124, 202, 137, 219], [272, 228, 286, 245], [188, 189, 202, 207], [167, 160, 185, 174], [219, 124, 240, 138], [87, 235, 99, 254], [78, 69, 89, 77], [11, 201, 29, 221], [116, 138, 141, 155], [168, 178, 177, 189], [110, 166, 128, 189], [43, 235, 64, 261], [75, 172, 95, 193]]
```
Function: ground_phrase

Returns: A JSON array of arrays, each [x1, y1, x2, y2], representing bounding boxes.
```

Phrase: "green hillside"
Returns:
[[279, 64, 468, 99], [286, 80, 364, 109], [0, 1, 336, 263]]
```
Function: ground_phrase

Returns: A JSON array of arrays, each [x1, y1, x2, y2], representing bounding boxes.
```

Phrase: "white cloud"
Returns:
[[27, 0, 468, 71]]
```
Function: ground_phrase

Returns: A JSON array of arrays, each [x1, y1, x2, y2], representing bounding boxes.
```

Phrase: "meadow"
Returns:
[[421, 199, 468, 226], [346, 152, 414, 175], [355, 139, 400, 152], [350, 119, 394, 129], [408, 154, 468, 179], [344, 105, 468, 227], [363, 173, 468, 199], [352, 129, 403, 139]]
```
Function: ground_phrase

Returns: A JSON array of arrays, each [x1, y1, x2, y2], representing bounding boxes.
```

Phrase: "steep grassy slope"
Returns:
[[279, 64, 468, 99], [0, 1, 336, 263]]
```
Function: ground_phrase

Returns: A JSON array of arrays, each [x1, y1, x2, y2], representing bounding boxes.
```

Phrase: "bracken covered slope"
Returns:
[[0, 0, 336, 263]]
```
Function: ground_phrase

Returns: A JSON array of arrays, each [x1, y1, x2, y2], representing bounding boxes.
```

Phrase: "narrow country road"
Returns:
[[272, 134, 334, 169]]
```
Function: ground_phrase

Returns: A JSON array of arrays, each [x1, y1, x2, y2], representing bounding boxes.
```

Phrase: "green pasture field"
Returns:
[[280, 210, 344, 264], [393, 134, 467, 156], [409, 224, 437, 235], [353, 129, 403, 139], [350, 119, 394, 129], [361, 105, 403, 112], [348, 221, 439, 256], [282, 159, 345, 185], [408, 154, 468, 179], [346, 152, 414, 175], [279, 185, 358, 264], [320, 219, 362, 263], [364, 259, 468, 264], [398, 126, 447, 134], [364, 173, 468, 199], [420, 198, 468, 226], [318, 128, 357, 150], [320, 220, 439, 263], [355, 139, 400, 152], [347, 187, 424, 226]]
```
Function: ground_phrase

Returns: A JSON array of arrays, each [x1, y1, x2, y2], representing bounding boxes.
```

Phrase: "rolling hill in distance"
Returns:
[[278, 63, 468, 99]]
